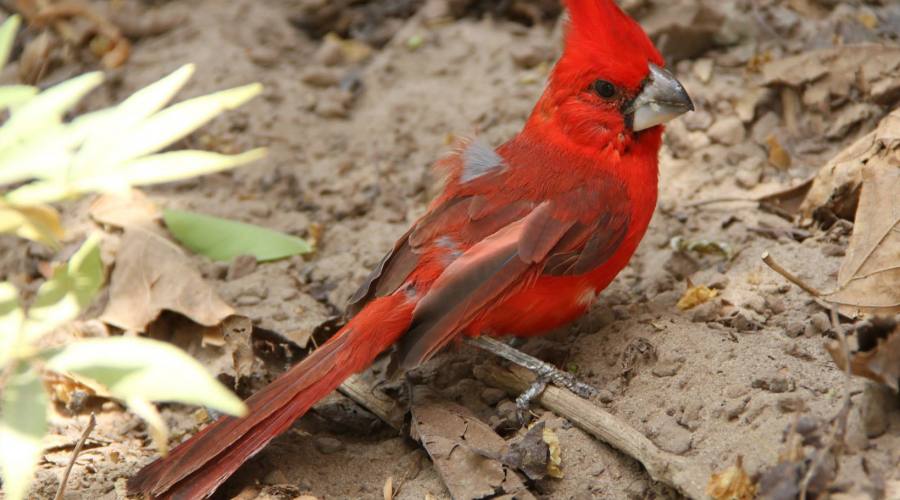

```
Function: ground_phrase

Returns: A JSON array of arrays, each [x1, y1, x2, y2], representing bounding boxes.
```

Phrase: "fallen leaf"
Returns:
[[501, 421, 550, 481], [677, 284, 718, 311], [543, 426, 563, 479], [323, 33, 373, 64], [826, 316, 900, 391], [100, 229, 234, 332], [410, 392, 535, 500], [766, 135, 792, 170], [706, 456, 756, 500], [88, 189, 160, 231], [163, 209, 312, 262], [762, 44, 900, 105], [803, 109, 900, 315]]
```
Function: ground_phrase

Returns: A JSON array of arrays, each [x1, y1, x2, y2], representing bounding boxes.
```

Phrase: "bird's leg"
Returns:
[[464, 336, 597, 423]]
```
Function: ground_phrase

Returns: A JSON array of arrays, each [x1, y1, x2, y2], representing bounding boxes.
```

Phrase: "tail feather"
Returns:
[[127, 295, 414, 499]]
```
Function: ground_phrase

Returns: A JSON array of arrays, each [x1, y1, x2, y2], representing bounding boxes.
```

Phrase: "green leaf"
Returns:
[[23, 234, 104, 340], [46, 337, 246, 417], [0, 282, 24, 366], [0, 364, 48, 500], [0, 15, 20, 71], [163, 208, 312, 262]]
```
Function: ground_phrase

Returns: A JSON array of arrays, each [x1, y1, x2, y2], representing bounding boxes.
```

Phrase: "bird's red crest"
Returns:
[[554, 0, 663, 93]]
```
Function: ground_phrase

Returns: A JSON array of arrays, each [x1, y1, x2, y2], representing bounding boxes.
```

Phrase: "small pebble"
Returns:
[[765, 296, 786, 315], [723, 397, 749, 420], [480, 388, 507, 406], [752, 374, 795, 393], [651, 357, 684, 377], [301, 67, 341, 87], [809, 312, 831, 334], [783, 320, 805, 338], [314, 436, 345, 454], [861, 383, 895, 438], [708, 116, 746, 145]]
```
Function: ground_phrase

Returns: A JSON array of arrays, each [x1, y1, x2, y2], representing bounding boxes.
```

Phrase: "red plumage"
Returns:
[[128, 1, 692, 497]]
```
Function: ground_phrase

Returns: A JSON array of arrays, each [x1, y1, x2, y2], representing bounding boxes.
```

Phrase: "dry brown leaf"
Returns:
[[502, 421, 550, 481], [89, 190, 161, 231], [323, 32, 373, 64], [410, 395, 535, 500], [677, 284, 718, 310], [706, 456, 757, 500], [762, 44, 900, 105], [801, 109, 900, 315], [100, 229, 234, 332], [766, 135, 792, 169], [826, 317, 900, 391], [542, 426, 563, 479]]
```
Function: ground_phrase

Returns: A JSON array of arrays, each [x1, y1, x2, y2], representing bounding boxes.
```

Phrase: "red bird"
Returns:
[[129, 0, 693, 497]]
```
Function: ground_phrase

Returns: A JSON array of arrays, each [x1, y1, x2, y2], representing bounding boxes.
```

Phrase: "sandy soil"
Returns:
[[2, 0, 899, 499]]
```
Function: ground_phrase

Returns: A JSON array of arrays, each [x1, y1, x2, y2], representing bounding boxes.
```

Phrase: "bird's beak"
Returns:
[[628, 63, 694, 132]]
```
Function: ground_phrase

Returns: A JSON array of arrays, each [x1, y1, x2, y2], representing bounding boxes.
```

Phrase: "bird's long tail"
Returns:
[[127, 294, 415, 499]]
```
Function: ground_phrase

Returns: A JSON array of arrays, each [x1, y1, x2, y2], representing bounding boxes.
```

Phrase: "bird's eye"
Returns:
[[591, 80, 617, 99]]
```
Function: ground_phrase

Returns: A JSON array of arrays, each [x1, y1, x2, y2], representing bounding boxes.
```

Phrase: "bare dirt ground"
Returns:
[[2, 0, 899, 498]]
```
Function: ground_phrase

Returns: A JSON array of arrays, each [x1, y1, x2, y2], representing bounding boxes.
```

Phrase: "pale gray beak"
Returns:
[[628, 64, 694, 131]]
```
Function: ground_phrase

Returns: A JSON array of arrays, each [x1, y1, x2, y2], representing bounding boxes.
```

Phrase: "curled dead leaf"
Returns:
[[826, 316, 900, 391], [677, 284, 718, 311], [706, 456, 757, 500], [542, 426, 563, 479], [100, 229, 234, 332], [801, 109, 900, 315], [89, 190, 161, 231]]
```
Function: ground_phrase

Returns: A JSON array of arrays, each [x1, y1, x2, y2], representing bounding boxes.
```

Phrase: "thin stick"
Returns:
[[684, 197, 758, 208], [473, 364, 709, 499], [799, 308, 852, 500], [761, 251, 822, 297], [338, 374, 404, 431], [54, 412, 96, 500]]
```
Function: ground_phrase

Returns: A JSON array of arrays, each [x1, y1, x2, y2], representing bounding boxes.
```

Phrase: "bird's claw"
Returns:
[[515, 376, 547, 425]]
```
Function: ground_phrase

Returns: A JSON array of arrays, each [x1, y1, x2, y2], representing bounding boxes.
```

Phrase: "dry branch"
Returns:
[[474, 364, 709, 499], [338, 374, 404, 431]]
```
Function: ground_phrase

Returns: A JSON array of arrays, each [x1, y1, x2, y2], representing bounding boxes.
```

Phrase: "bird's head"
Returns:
[[527, 0, 693, 148]]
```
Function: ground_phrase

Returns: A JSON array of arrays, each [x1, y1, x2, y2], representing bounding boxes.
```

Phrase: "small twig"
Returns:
[[761, 251, 822, 297], [762, 251, 854, 499], [684, 197, 758, 208], [473, 364, 709, 499], [338, 374, 404, 431], [54, 412, 96, 500], [799, 308, 852, 500]]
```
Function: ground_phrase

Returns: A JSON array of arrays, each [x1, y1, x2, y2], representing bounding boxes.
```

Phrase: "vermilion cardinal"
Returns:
[[129, 0, 693, 497]]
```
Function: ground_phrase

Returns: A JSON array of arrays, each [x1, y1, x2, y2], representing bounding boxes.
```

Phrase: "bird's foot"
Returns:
[[464, 336, 598, 424]]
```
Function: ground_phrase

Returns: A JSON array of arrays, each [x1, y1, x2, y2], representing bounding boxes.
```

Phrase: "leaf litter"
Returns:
[[801, 108, 900, 315]]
